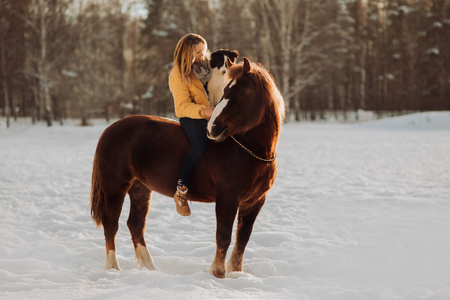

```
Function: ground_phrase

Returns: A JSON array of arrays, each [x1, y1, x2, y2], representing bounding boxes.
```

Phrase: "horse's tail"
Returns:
[[90, 153, 104, 227]]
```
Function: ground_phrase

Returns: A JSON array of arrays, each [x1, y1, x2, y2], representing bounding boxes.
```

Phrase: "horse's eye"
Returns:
[[240, 89, 248, 96]]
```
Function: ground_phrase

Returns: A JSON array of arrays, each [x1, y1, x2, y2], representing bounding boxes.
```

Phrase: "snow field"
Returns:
[[0, 112, 449, 299]]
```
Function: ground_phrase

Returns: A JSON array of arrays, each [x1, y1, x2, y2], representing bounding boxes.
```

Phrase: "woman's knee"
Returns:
[[190, 141, 207, 155]]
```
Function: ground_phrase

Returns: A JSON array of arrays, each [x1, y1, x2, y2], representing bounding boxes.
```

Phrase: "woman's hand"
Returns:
[[204, 107, 214, 118]]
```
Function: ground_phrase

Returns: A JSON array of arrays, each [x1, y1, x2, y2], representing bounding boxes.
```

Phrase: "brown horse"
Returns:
[[90, 57, 285, 278]]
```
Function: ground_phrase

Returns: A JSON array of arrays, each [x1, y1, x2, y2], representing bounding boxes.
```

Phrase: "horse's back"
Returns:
[[100, 115, 178, 137], [97, 115, 182, 150]]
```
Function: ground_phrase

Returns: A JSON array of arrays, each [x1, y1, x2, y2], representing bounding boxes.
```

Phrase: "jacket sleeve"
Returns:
[[169, 68, 207, 119]]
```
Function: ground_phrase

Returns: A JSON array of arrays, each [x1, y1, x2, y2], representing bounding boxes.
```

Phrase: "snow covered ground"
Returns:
[[0, 112, 449, 300]]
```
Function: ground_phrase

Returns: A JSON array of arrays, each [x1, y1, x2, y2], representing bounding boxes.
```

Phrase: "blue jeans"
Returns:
[[179, 118, 208, 186]]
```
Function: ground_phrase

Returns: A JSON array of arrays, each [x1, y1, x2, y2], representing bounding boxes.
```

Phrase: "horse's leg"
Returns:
[[227, 196, 266, 273], [210, 193, 239, 278], [103, 190, 128, 270], [127, 180, 157, 271]]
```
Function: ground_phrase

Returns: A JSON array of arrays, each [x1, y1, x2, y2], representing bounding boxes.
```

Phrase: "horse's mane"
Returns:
[[228, 62, 286, 123]]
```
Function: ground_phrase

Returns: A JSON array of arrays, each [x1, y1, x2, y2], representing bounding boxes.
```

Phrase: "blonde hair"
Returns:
[[172, 33, 210, 85]]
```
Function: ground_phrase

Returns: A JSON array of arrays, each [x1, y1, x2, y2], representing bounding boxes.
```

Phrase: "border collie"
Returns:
[[208, 49, 239, 107]]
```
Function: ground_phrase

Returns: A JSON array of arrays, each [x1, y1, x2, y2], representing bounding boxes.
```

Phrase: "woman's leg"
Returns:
[[174, 118, 208, 216], [179, 118, 208, 186]]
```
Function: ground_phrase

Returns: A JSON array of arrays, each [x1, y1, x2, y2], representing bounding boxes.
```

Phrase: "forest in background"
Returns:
[[0, 0, 449, 127]]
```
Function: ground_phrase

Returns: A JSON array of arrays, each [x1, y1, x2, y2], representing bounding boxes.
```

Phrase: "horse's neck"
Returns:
[[244, 110, 281, 158]]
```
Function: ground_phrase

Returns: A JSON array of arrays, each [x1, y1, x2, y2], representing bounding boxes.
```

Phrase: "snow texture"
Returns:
[[1, 112, 449, 299]]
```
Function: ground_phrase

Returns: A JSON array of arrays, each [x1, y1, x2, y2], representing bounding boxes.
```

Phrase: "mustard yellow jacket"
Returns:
[[169, 66, 210, 119]]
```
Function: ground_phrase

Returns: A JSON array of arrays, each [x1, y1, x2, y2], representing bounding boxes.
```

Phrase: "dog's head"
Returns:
[[210, 49, 239, 74]]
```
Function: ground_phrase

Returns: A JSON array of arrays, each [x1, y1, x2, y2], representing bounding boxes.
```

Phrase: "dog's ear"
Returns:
[[229, 50, 239, 62], [226, 57, 235, 68]]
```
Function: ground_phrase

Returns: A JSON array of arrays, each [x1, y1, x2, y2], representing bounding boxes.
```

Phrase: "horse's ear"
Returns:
[[226, 57, 234, 68], [243, 57, 252, 73]]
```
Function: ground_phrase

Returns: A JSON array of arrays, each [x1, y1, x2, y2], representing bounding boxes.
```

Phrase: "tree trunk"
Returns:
[[38, 0, 52, 126], [0, 19, 10, 128]]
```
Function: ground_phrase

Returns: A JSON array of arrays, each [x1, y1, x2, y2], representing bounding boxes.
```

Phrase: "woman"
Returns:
[[169, 33, 214, 216]]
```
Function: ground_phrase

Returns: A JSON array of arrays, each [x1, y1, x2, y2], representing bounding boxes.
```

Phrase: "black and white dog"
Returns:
[[208, 49, 239, 107]]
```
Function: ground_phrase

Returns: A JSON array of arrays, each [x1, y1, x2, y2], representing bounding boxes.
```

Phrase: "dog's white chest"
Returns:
[[208, 67, 228, 107]]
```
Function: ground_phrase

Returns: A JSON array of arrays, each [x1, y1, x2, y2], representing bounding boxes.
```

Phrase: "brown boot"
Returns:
[[174, 185, 191, 216]]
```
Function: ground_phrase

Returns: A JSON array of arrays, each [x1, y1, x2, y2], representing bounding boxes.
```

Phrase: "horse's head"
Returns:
[[207, 57, 284, 142]]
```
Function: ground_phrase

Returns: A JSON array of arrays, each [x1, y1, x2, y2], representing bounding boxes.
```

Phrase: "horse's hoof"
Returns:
[[226, 261, 243, 273], [135, 244, 158, 271], [210, 269, 226, 279], [139, 263, 158, 271], [105, 250, 121, 270]]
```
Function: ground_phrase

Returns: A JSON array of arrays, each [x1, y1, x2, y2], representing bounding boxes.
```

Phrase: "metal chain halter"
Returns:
[[230, 136, 276, 162]]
